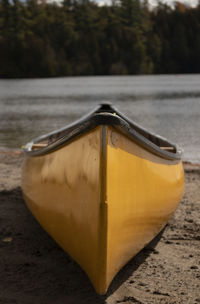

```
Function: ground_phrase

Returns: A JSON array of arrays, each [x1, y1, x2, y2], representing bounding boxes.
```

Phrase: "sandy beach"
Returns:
[[0, 151, 199, 304]]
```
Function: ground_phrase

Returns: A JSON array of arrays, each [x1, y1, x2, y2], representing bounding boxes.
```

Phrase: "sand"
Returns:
[[0, 152, 199, 304]]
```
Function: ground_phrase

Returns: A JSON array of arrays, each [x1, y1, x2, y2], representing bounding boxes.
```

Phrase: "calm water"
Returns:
[[0, 75, 200, 163]]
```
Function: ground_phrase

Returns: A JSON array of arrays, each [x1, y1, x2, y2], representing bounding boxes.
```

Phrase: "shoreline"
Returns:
[[0, 151, 199, 303]]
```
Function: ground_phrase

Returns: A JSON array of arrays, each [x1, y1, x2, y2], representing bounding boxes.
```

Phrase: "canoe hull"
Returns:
[[22, 125, 184, 294]]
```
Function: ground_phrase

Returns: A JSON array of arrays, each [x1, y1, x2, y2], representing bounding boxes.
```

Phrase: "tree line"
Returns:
[[0, 0, 200, 78]]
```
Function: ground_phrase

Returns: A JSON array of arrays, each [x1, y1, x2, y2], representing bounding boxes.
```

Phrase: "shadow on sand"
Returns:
[[0, 188, 164, 304]]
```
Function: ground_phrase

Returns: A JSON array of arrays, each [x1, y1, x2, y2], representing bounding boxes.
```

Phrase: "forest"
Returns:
[[0, 0, 200, 78]]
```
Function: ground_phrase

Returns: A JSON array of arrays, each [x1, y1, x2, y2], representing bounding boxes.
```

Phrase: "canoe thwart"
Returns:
[[160, 146, 175, 151], [32, 143, 47, 150]]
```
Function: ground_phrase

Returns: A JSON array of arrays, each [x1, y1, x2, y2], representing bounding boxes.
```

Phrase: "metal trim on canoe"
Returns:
[[23, 104, 182, 160]]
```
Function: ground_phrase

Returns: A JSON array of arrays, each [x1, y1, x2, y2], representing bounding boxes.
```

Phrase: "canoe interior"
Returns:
[[27, 104, 179, 158]]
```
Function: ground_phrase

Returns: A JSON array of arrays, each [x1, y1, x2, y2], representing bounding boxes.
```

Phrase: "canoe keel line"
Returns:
[[22, 105, 184, 294]]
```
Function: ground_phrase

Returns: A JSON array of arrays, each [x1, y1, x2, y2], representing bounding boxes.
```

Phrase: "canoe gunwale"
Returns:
[[23, 104, 182, 160]]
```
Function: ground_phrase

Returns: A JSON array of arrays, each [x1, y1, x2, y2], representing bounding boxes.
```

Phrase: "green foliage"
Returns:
[[0, 0, 200, 77]]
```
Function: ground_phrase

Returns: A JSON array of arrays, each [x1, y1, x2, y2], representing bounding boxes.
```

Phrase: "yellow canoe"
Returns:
[[21, 104, 184, 294]]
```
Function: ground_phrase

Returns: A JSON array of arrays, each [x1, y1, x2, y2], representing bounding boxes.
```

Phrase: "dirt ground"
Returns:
[[0, 152, 199, 304]]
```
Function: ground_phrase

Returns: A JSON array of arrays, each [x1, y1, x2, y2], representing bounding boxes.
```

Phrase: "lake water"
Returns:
[[0, 75, 200, 163]]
